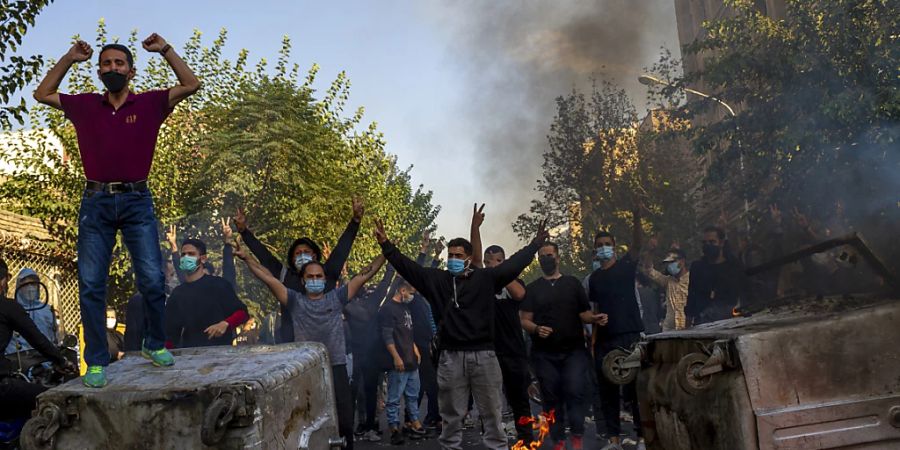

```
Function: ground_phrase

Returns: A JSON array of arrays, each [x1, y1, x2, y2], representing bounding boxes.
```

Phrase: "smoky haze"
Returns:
[[423, 1, 679, 249]]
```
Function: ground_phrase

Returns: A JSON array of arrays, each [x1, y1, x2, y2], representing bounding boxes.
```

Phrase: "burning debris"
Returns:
[[512, 410, 557, 450]]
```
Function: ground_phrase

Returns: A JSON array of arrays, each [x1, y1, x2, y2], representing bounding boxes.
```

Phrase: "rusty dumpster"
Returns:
[[616, 234, 900, 449]]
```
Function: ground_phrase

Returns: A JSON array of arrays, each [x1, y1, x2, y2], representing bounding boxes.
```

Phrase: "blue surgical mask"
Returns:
[[596, 245, 615, 261], [294, 253, 314, 269], [305, 278, 326, 294], [447, 258, 467, 275], [592, 260, 603, 271], [402, 293, 414, 304], [179, 255, 199, 273], [667, 261, 681, 276]]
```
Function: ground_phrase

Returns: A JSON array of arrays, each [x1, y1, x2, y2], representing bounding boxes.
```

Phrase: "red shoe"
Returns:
[[570, 435, 584, 450]]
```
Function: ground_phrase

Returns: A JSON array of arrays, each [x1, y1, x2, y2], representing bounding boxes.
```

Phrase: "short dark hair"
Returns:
[[595, 231, 616, 246], [397, 279, 414, 292], [484, 245, 505, 257], [0, 257, 8, 280], [703, 226, 726, 240], [181, 238, 207, 255], [539, 241, 559, 253], [447, 238, 473, 256], [299, 260, 326, 277], [99, 44, 134, 68]]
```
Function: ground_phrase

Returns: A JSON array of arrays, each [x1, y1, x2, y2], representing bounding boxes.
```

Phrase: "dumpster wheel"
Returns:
[[601, 348, 638, 385], [677, 352, 712, 395], [202, 393, 238, 446]]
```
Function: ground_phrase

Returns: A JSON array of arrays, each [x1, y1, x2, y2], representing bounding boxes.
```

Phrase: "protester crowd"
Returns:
[[1, 33, 866, 450]]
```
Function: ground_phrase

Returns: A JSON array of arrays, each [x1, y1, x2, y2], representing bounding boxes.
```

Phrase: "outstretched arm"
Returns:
[[376, 220, 440, 302], [234, 206, 285, 278], [471, 204, 485, 268], [489, 219, 549, 287], [346, 255, 386, 301], [234, 244, 288, 305], [324, 197, 364, 280], [141, 33, 201, 109], [627, 202, 643, 259], [34, 41, 92, 110]]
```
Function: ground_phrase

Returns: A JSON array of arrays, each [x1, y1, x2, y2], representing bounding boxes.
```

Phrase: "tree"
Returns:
[[0, 21, 440, 312], [0, 0, 54, 128], [514, 81, 644, 274], [650, 0, 899, 268]]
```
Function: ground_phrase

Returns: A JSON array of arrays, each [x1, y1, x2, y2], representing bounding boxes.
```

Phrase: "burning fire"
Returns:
[[732, 306, 741, 317], [511, 410, 556, 450]]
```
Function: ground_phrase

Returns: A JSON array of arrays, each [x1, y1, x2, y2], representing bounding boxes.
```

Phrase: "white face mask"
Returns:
[[106, 318, 117, 330]]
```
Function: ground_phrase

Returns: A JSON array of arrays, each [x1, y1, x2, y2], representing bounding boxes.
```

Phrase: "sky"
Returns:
[[13, 0, 681, 254]]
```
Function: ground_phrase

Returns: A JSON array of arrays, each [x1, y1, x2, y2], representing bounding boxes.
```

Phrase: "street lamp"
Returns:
[[638, 74, 735, 117], [638, 74, 750, 234]]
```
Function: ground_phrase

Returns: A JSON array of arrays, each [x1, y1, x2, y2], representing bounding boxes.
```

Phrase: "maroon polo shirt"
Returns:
[[59, 89, 171, 183]]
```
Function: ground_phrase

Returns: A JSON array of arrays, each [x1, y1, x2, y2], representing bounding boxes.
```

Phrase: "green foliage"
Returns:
[[654, 0, 899, 266], [0, 0, 54, 128], [0, 22, 439, 313]]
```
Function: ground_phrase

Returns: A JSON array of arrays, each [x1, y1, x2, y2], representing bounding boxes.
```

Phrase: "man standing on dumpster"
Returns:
[[34, 34, 201, 387]]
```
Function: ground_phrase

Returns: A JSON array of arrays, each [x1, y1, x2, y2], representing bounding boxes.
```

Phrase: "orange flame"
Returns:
[[511, 410, 556, 450], [732, 306, 741, 317]]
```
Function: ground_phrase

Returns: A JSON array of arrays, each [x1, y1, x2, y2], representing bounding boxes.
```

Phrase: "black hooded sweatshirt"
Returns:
[[379, 240, 539, 352]]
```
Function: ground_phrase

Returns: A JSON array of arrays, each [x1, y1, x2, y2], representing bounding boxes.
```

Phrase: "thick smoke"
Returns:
[[424, 1, 679, 245]]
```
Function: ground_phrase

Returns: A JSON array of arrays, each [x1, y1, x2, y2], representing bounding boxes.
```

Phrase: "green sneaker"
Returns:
[[141, 344, 175, 367], [83, 365, 107, 388]]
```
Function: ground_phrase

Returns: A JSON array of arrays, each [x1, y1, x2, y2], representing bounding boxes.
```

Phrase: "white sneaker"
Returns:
[[636, 440, 647, 450], [363, 429, 381, 442]]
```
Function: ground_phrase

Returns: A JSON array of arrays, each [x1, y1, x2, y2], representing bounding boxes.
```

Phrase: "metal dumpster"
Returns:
[[20, 343, 343, 450], [615, 234, 900, 449]]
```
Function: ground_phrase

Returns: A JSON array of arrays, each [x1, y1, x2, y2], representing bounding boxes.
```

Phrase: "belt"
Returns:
[[85, 180, 149, 194]]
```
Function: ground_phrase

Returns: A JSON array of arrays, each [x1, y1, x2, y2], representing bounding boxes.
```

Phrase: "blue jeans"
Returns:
[[77, 189, 166, 366], [386, 369, 420, 428], [532, 349, 590, 441]]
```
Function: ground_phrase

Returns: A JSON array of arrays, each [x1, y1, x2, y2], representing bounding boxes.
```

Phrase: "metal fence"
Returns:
[[1, 233, 80, 337]]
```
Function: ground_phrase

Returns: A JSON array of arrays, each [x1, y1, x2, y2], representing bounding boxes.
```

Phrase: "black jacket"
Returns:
[[1, 299, 65, 376], [380, 240, 539, 352]]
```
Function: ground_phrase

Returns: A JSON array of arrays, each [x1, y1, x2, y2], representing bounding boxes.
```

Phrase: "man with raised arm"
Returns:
[[236, 242, 385, 450], [374, 215, 548, 450], [34, 34, 201, 388]]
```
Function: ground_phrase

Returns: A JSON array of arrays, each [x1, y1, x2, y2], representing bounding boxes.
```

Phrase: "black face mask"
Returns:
[[702, 243, 722, 260], [538, 255, 557, 275], [100, 71, 128, 93]]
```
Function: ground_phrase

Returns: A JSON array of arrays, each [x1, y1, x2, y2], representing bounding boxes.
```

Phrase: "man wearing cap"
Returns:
[[164, 239, 249, 349], [33, 33, 201, 387], [641, 248, 690, 331]]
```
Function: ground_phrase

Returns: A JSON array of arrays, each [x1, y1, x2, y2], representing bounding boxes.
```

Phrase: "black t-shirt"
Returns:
[[686, 258, 746, 324], [588, 254, 645, 336], [165, 275, 248, 348], [377, 300, 418, 371], [494, 280, 527, 357], [521, 276, 591, 353]]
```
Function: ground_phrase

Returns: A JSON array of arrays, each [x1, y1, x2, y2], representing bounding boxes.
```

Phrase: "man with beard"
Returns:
[[587, 205, 645, 450], [34, 34, 201, 387], [520, 242, 607, 450], [375, 217, 548, 450]]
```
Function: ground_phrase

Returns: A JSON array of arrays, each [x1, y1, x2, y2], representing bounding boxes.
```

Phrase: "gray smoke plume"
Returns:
[[424, 1, 679, 246]]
